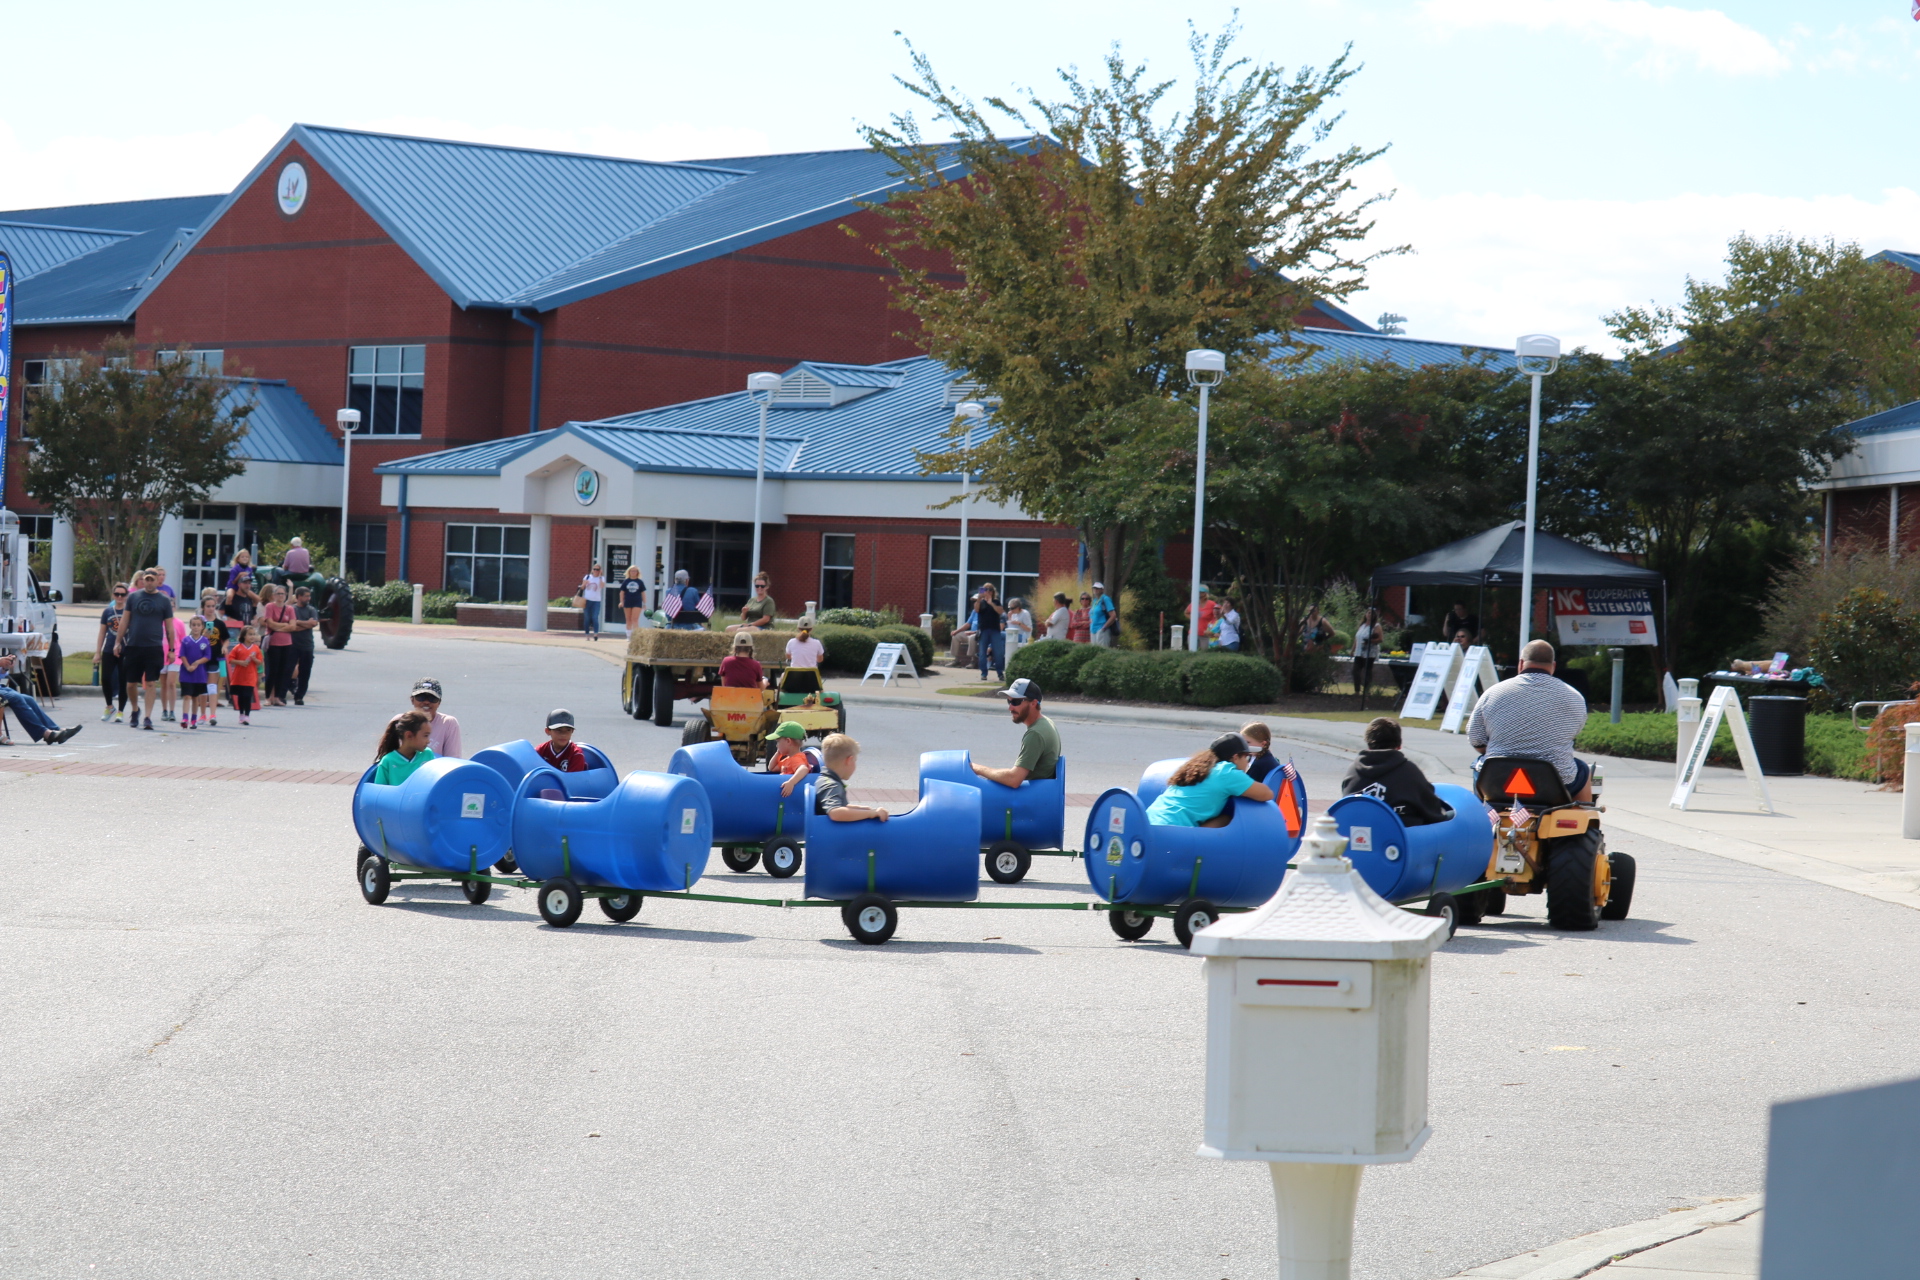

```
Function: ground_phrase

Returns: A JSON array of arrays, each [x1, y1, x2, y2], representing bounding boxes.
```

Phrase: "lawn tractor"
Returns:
[[1474, 756, 1636, 931], [680, 666, 845, 763]]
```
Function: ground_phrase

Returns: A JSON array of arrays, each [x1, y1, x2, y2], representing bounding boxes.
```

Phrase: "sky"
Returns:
[[5, 0, 1918, 353]]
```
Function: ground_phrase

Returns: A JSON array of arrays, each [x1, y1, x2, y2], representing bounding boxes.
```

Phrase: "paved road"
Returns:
[[4, 629, 1918, 1278]]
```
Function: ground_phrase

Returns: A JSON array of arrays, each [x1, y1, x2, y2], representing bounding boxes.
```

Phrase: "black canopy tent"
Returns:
[[1370, 521, 1667, 667]]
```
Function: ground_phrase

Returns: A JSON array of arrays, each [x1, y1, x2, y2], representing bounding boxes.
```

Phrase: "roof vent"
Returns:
[[943, 379, 995, 406], [772, 368, 881, 408]]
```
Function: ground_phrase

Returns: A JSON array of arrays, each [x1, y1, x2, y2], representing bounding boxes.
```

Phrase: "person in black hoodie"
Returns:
[[1341, 717, 1450, 826]]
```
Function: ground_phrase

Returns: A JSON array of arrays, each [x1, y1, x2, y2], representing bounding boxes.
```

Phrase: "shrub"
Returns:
[[1576, 710, 1873, 781], [1081, 649, 1191, 702], [816, 607, 888, 628], [1185, 653, 1284, 707], [1863, 697, 1920, 787], [874, 624, 935, 672], [346, 580, 416, 617], [1808, 586, 1920, 709], [1288, 647, 1336, 694], [1007, 639, 1106, 694], [421, 591, 467, 620], [931, 613, 955, 647], [813, 623, 878, 674]]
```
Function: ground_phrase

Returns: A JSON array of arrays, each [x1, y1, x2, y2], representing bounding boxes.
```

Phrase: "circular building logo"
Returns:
[[276, 162, 309, 217], [574, 467, 600, 506]]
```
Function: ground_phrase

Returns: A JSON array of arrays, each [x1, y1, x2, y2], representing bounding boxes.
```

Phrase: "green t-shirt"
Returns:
[[741, 594, 777, 625], [374, 747, 436, 787], [1015, 714, 1060, 780]]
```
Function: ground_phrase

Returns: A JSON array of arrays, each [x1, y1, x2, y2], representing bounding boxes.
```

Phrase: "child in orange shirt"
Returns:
[[225, 626, 263, 725]]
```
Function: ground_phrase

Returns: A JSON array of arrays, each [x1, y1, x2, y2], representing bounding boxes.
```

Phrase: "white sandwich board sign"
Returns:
[[1670, 684, 1773, 813], [1440, 645, 1499, 735], [1400, 643, 1463, 721], [857, 641, 920, 688]]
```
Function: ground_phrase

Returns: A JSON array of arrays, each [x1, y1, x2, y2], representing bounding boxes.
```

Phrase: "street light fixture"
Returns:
[[1185, 349, 1226, 652], [746, 372, 782, 581], [335, 407, 360, 580], [953, 401, 986, 616], [1513, 334, 1561, 651]]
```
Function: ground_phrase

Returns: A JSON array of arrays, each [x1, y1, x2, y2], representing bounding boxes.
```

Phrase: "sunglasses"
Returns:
[[411, 694, 440, 705]]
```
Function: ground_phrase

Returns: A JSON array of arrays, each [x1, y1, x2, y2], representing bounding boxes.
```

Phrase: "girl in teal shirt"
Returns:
[[1146, 733, 1276, 827], [373, 710, 436, 786]]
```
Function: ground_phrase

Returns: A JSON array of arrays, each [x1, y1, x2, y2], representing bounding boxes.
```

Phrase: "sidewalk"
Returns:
[[1452, 1200, 1760, 1279]]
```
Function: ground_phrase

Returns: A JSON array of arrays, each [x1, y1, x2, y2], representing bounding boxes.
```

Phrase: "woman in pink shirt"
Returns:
[[260, 585, 298, 707], [409, 678, 462, 758]]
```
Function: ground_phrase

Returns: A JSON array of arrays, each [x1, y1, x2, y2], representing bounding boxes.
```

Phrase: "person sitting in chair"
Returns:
[[1341, 717, 1449, 825], [0, 653, 82, 745], [1468, 638, 1594, 802]]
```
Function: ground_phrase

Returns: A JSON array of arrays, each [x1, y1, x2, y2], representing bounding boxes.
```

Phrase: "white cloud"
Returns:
[[1345, 174, 1920, 354], [1421, 0, 1790, 76]]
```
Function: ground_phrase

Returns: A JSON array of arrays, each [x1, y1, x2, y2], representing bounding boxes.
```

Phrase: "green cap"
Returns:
[[769, 720, 807, 741]]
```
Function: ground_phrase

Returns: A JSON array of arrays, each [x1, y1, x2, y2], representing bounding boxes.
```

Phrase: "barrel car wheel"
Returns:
[[538, 877, 585, 928], [1424, 892, 1460, 939], [461, 877, 492, 906], [842, 893, 898, 945], [359, 855, 391, 905], [623, 664, 652, 721], [1454, 889, 1485, 928], [1600, 850, 1635, 921], [356, 843, 377, 873], [1172, 898, 1219, 950], [1545, 829, 1603, 931], [1108, 908, 1155, 942], [762, 836, 803, 879], [494, 853, 520, 875], [721, 846, 761, 873], [599, 893, 643, 923], [984, 840, 1031, 885]]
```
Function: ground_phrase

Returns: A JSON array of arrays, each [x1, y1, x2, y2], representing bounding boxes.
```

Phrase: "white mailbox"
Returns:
[[1193, 813, 1447, 1279]]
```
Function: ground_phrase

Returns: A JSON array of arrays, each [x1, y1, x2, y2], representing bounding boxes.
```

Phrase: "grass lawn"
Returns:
[[1577, 710, 1874, 781]]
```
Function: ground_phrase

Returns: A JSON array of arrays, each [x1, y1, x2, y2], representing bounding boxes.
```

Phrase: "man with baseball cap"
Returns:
[[971, 677, 1059, 787]]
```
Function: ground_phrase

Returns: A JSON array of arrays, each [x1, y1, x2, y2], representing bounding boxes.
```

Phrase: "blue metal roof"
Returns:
[[1281, 329, 1519, 373], [0, 195, 222, 236], [1871, 249, 1920, 276], [228, 379, 341, 466], [0, 222, 130, 278], [377, 356, 985, 482], [0, 194, 224, 325], [1840, 398, 1920, 438]]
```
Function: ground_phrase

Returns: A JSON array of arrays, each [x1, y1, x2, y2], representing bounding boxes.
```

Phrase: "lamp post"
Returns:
[[1513, 334, 1561, 651], [746, 372, 782, 581], [1185, 349, 1226, 652], [953, 401, 985, 616], [335, 408, 360, 579]]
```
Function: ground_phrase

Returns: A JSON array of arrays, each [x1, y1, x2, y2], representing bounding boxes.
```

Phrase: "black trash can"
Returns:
[[1748, 696, 1807, 776]]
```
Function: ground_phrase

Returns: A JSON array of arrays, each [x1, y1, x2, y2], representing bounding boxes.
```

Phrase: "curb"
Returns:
[[1450, 1197, 1760, 1279]]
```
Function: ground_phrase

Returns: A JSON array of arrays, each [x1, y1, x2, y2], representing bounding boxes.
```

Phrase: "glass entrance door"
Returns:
[[182, 530, 236, 601]]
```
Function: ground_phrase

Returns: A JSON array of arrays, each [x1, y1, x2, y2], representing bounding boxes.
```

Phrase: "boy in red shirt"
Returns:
[[536, 708, 588, 771]]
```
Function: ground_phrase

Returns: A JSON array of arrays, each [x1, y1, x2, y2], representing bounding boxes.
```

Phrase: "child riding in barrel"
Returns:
[[1145, 733, 1275, 827]]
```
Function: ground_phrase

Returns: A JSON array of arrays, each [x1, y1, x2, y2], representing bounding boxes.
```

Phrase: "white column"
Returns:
[[1892, 485, 1902, 564], [1905, 722, 1920, 840], [158, 513, 185, 589], [526, 515, 551, 632], [1269, 1163, 1362, 1280], [50, 518, 75, 601]]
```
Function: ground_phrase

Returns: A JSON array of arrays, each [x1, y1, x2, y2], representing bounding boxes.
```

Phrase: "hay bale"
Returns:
[[625, 626, 801, 666]]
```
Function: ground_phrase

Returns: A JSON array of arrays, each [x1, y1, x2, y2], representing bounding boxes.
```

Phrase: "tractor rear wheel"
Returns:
[[1545, 829, 1603, 931], [624, 664, 652, 720], [1455, 889, 1486, 927], [1601, 851, 1636, 921], [651, 667, 675, 727]]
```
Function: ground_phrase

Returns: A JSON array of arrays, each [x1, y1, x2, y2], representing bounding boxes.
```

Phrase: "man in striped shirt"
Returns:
[[1468, 639, 1594, 801]]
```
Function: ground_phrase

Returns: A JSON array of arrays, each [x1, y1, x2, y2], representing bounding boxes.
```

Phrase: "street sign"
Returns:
[[858, 641, 919, 688], [1439, 646, 1498, 735], [1400, 644, 1462, 721]]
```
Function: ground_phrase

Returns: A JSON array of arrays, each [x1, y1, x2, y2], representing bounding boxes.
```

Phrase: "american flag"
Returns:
[[662, 590, 682, 620], [696, 587, 716, 619], [1485, 805, 1501, 829], [1277, 760, 1303, 836]]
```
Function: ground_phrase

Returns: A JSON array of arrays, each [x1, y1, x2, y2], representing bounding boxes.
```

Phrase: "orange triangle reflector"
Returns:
[[1279, 782, 1302, 837], [1504, 769, 1536, 797]]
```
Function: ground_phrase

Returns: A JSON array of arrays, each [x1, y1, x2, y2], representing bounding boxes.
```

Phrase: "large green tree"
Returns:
[[859, 22, 1399, 588], [1541, 234, 1920, 672], [26, 338, 251, 593]]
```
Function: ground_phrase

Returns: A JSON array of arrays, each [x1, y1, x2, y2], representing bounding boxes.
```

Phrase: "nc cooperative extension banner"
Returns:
[[1553, 586, 1658, 647]]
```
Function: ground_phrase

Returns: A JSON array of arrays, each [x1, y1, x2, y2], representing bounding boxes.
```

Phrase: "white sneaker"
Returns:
[[101, 708, 112, 722]]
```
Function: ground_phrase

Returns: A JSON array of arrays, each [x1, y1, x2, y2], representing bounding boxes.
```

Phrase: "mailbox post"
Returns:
[[1193, 814, 1447, 1279]]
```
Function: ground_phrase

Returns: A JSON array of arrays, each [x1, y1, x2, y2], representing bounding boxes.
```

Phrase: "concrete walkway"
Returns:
[[1453, 1201, 1760, 1279]]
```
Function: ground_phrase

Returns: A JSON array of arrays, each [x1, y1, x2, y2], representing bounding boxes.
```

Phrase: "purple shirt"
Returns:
[[178, 635, 213, 680]]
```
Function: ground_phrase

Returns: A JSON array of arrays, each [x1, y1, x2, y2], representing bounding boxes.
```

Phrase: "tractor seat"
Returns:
[[1475, 757, 1574, 810]]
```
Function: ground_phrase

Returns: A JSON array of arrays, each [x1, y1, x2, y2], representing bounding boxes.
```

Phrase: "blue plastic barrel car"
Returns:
[[472, 738, 618, 800], [669, 740, 809, 878], [1327, 783, 1494, 922], [1081, 758, 1308, 948], [916, 749, 1067, 884], [353, 756, 515, 905], [804, 777, 983, 944], [511, 767, 713, 929]]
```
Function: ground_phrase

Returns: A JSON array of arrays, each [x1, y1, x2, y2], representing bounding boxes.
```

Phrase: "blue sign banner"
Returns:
[[0, 249, 11, 504]]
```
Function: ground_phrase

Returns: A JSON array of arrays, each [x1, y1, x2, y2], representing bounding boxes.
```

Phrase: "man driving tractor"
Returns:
[[1468, 638, 1593, 802]]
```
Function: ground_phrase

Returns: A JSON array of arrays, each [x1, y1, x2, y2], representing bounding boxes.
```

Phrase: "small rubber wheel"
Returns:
[[1484, 888, 1508, 917], [1172, 898, 1218, 950], [356, 843, 376, 873], [721, 846, 761, 873], [985, 840, 1031, 885], [763, 837, 803, 879], [1425, 892, 1460, 939], [538, 877, 585, 928], [1546, 829, 1603, 931], [1455, 888, 1486, 927], [843, 893, 898, 945], [359, 855, 391, 905], [599, 893, 643, 923], [494, 853, 520, 875], [835, 705, 847, 734], [1601, 851, 1636, 921], [681, 717, 712, 747], [461, 877, 492, 905], [1108, 908, 1155, 941]]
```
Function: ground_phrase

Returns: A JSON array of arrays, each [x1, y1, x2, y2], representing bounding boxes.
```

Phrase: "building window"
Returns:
[[20, 360, 78, 437], [347, 522, 388, 585], [929, 537, 1040, 616], [18, 515, 53, 579], [672, 520, 752, 611], [155, 349, 224, 376], [347, 345, 425, 436], [820, 534, 856, 609], [444, 524, 527, 602]]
